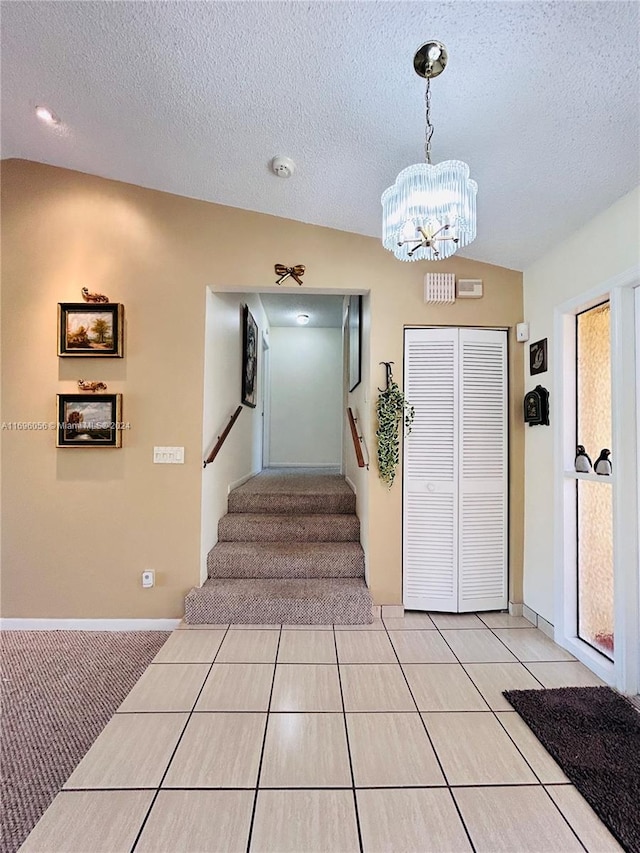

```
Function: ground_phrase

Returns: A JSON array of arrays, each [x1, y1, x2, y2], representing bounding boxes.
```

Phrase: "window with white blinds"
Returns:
[[403, 327, 508, 612]]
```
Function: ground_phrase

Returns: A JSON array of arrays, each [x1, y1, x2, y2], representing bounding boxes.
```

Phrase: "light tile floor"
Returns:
[[20, 612, 623, 853]]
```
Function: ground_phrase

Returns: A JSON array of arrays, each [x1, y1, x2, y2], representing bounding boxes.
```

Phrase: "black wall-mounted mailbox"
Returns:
[[524, 385, 550, 426]]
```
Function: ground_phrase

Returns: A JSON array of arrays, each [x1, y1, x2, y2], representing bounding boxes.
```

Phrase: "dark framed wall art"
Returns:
[[56, 394, 123, 448], [242, 305, 258, 408], [58, 303, 124, 357], [348, 295, 362, 392], [529, 338, 548, 375]]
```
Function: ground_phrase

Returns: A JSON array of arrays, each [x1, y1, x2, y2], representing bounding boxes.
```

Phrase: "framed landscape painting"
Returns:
[[56, 394, 123, 448], [242, 305, 258, 408], [58, 303, 124, 357]]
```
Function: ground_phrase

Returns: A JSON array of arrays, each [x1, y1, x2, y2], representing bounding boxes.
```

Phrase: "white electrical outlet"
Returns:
[[142, 570, 155, 588]]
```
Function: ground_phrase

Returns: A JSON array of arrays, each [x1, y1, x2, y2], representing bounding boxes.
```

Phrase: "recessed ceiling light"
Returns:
[[296, 313, 310, 325], [35, 105, 60, 125]]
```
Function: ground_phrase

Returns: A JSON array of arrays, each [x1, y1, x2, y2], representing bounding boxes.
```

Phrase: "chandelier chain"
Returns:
[[424, 76, 434, 165]]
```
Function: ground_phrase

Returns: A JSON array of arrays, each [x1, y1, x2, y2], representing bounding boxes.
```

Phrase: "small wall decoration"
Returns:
[[274, 264, 305, 286], [58, 303, 124, 357], [524, 385, 550, 426], [81, 287, 109, 303], [594, 448, 612, 475], [241, 305, 258, 408], [574, 445, 592, 472], [529, 338, 547, 375], [56, 394, 123, 448], [348, 295, 362, 392], [78, 380, 108, 392]]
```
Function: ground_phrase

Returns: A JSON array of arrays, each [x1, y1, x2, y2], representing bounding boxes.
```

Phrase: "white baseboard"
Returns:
[[508, 601, 524, 616], [227, 469, 261, 493], [266, 463, 341, 468], [520, 603, 556, 638], [0, 618, 181, 631], [537, 615, 555, 640], [345, 475, 357, 494]]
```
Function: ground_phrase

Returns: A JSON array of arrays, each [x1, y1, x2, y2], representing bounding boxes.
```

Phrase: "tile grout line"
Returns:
[[333, 625, 365, 853], [382, 619, 477, 853], [115, 708, 522, 715], [339, 617, 594, 849], [479, 629, 590, 851], [435, 619, 589, 851], [427, 631, 495, 714], [483, 622, 576, 671], [244, 625, 282, 853], [433, 620, 565, 785], [86, 618, 589, 853], [407, 615, 596, 848], [128, 624, 231, 853], [61, 781, 577, 793]]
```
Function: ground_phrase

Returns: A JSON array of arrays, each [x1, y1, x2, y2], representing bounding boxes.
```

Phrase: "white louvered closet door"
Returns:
[[403, 328, 459, 612], [458, 329, 508, 611], [403, 328, 508, 612]]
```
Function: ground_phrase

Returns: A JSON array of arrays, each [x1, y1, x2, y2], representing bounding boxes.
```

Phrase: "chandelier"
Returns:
[[381, 41, 477, 262]]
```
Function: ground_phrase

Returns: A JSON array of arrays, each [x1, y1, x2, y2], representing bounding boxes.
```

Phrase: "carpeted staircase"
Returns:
[[185, 468, 373, 624]]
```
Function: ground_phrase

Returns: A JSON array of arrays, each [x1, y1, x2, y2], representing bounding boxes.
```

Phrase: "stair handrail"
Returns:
[[347, 407, 367, 469], [203, 405, 243, 468]]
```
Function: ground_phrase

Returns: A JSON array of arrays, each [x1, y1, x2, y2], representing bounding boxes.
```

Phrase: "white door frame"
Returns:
[[553, 264, 640, 693], [261, 331, 270, 469]]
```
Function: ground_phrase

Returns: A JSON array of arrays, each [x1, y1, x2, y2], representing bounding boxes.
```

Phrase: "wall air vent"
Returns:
[[457, 279, 483, 298], [424, 273, 456, 304]]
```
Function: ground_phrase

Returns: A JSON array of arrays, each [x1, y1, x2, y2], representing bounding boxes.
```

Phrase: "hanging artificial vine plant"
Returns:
[[375, 362, 414, 488]]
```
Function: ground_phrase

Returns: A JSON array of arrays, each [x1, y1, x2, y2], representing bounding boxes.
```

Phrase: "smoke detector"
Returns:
[[271, 156, 295, 178]]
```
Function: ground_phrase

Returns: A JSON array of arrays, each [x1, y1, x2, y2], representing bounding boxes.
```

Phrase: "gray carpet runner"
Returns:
[[185, 468, 372, 624]]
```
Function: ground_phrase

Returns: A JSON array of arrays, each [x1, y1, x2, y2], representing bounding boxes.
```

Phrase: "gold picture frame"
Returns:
[[56, 394, 123, 448], [58, 303, 124, 357]]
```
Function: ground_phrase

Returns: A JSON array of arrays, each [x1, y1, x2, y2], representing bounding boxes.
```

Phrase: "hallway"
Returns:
[[20, 612, 619, 852]]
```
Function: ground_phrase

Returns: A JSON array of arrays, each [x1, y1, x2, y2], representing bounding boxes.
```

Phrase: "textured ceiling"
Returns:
[[2, 1, 639, 271], [260, 294, 345, 328]]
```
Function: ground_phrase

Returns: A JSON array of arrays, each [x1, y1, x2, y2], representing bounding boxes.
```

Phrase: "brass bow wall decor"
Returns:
[[274, 264, 305, 286]]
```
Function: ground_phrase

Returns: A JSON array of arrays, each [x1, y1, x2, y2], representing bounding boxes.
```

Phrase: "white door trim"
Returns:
[[553, 264, 640, 692], [261, 332, 270, 469]]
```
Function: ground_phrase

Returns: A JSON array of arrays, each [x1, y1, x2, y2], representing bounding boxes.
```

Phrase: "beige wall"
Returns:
[[200, 291, 269, 582], [522, 186, 640, 622], [344, 293, 372, 582], [1, 159, 523, 617]]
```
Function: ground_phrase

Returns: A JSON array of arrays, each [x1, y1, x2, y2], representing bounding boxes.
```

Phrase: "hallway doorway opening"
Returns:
[[259, 292, 345, 470]]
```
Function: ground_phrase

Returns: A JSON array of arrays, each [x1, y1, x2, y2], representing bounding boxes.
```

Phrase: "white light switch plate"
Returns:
[[154, 446, 185, 464], [516, 322, 530, 342]]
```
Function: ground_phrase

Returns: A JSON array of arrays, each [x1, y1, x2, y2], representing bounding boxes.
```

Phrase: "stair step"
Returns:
[[228, 470, 356, 515], [218, 513, 360, 543], [207, 541, 365, 579], [185, 578, 373, 625]]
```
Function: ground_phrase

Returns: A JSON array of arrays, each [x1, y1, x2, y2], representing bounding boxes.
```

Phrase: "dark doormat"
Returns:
[[503, 686, 640, 853]]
